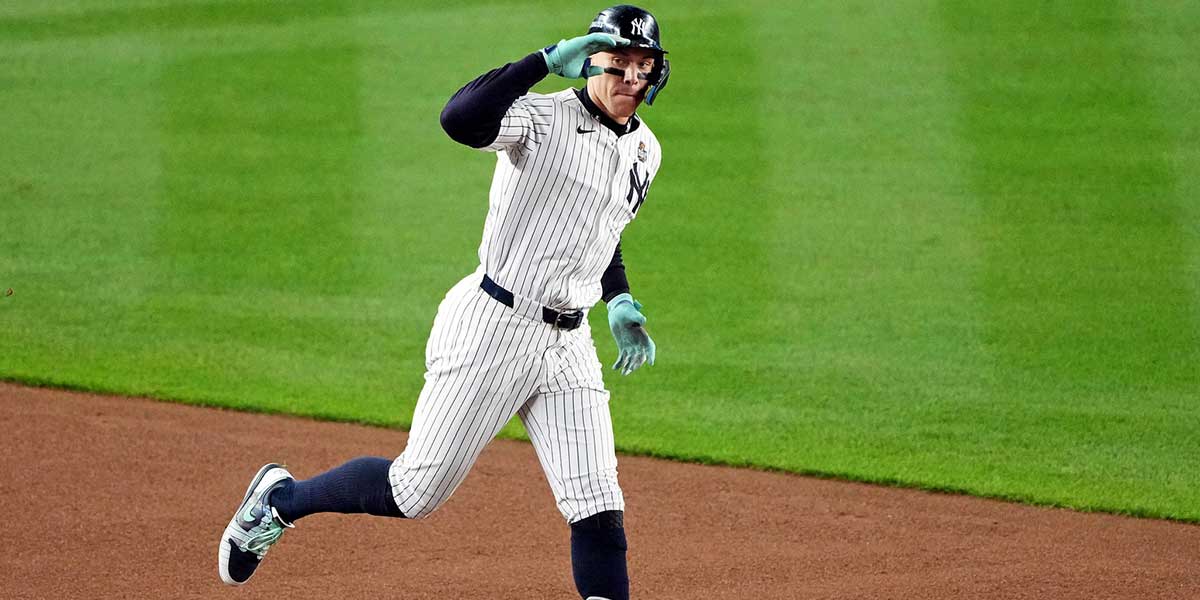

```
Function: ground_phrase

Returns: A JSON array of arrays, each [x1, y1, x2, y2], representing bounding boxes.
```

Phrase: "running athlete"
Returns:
[[217, 6, 669, 600]]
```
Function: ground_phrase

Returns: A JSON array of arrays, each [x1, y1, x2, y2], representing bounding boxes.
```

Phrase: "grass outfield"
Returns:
[[2, 1, 1198, 520]]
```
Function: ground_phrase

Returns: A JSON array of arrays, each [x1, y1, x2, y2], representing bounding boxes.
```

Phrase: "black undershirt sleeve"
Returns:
[[600, 243, 630, 302], [439, 52, 550, 148]]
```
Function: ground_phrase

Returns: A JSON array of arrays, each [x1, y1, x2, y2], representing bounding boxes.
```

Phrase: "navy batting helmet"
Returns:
[[587, 5, 671, 105]]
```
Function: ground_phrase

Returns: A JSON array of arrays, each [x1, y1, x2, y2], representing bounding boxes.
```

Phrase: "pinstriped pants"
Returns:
[[388, 270, 624, 523]]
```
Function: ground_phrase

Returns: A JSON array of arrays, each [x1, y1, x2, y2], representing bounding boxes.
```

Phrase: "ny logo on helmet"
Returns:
[[630, 18, 647, 36]]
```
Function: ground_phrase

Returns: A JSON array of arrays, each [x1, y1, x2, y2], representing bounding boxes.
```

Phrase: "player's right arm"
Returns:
[[439, 52, 548, 151], [439, 33, 629, 152]]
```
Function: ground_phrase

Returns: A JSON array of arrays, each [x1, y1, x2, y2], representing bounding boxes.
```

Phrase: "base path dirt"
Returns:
[[2, 383, 1197, 599]]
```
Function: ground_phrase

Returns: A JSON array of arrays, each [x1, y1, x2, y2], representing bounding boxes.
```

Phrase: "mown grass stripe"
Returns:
[[940, 0, 1200, 519]]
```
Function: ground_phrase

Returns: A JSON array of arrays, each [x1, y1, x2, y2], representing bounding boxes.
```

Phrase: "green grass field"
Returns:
[[2, 1, 1198, 521]]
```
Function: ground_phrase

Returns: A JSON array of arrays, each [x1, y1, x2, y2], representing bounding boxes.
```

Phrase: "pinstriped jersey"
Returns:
[[477, 88, 661, 312]]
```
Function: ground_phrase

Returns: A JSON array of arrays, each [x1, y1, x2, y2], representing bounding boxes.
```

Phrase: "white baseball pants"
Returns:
[[388, 269, 625, 523]]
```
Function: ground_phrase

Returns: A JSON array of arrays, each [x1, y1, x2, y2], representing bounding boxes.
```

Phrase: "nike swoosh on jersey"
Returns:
[[576, 126, 596, 134]]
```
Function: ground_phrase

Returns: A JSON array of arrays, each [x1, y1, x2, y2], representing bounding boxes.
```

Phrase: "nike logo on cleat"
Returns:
[[242, 505, 258, 522]]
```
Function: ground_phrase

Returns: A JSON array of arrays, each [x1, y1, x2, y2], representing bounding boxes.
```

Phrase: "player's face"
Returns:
[[587, 48, 657, 123]]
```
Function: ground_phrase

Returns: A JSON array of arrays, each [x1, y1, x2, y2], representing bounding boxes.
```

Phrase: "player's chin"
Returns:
[[611, 92, 642, 115]]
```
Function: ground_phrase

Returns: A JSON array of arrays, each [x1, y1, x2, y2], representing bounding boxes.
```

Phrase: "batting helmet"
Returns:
[[587, 5, 671, 106]]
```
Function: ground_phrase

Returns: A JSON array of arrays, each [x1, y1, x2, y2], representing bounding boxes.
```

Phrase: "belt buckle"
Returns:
[[553, 310, 583, 330]]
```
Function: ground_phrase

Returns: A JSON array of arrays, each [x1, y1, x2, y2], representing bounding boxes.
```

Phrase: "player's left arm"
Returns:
[[603, 243, 655, 376], [604, 134, 662, 376]]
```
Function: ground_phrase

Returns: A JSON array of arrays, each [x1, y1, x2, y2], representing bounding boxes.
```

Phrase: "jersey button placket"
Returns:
[[612, 138, 633, 209]]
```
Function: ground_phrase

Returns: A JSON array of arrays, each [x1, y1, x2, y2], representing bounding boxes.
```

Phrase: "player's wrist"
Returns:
[[607, 292, 635, 309], [540, 42, 564, 75]]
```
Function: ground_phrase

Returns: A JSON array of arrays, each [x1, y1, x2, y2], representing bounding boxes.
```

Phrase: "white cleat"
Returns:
[[217, 463, 295, 585]]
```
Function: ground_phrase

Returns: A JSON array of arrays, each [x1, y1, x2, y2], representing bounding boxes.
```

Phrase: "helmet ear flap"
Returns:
[[645, 58, 670, 106]]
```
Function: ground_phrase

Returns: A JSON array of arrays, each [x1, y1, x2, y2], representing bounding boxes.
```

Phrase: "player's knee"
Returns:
[[389, 459, 463, 519], [389, 485, 450, 520], [399, 502, 435, 520]]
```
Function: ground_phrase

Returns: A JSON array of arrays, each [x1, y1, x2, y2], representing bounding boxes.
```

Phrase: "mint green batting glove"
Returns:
[[607, 293, 656, 376], [542, 32, 630, 79]]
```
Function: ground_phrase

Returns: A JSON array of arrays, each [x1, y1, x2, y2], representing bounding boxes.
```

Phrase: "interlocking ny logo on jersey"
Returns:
[[630, 18, 648, 36], [627, 165, 649, 214]]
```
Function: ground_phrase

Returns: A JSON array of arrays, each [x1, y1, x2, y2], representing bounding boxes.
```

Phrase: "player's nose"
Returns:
[[622, 65, 639, 85]]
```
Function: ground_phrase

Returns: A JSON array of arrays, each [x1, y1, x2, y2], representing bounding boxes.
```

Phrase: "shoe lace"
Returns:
[[243, 524, 284, 556], [240, 506, 290, 557]]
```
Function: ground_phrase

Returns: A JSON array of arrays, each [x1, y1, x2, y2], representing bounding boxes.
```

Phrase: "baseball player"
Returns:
[[217, 6, 669, 600]]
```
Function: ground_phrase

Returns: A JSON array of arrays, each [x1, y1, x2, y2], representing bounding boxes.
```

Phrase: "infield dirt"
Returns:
[[2, 382, 1197, 599]]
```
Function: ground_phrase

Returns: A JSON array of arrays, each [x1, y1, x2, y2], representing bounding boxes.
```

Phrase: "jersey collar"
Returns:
[[574, 88, 641, 137]]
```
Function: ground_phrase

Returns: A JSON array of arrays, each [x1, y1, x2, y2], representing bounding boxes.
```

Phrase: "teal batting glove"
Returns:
[[607, 293, 656, 376], [542, 32, 630, 79]]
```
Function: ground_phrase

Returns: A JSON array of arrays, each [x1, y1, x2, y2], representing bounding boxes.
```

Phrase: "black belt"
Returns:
[[480, 275, 585, 331]]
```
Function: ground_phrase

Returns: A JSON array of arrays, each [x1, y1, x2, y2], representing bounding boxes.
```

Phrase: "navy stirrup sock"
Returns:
[[570, 510, 629, 600], [268, 456, 405, 522]]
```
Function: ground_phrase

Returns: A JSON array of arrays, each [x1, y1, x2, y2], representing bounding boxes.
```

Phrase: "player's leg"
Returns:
[[269, 277, 551, 522], [387, 278, 554, 518], [219, 273, 549, 584], [218, 458, 405, 586], [264, 274, 499, 522], [569, 510, 629, 600], [519, 330, 628, 600], [269, 456, 403, 521]]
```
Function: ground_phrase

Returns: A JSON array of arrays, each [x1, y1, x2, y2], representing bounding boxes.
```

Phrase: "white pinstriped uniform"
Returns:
[[388, 88, 661, 522], [481, 88, 660, 311]]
